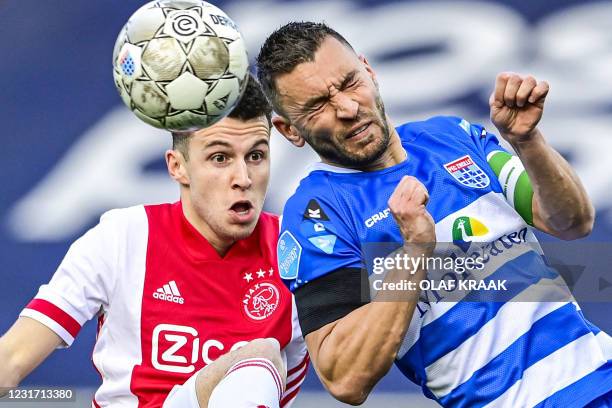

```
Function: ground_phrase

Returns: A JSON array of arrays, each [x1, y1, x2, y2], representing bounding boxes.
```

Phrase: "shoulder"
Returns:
[[283, 170, 341, 214], [257, 211, 280, 239], [73, 206, 148, 254], [97, 205, 148, 237], [396, 116, 497, 161], [101, 204, 147, 223], [396, 115, 477, 141]]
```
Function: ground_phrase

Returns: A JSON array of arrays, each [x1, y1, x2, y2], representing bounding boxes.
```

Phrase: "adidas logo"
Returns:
[[153, 280, 184, 304]]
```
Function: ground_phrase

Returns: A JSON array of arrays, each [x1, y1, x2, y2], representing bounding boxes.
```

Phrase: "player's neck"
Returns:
[[368, 128, 406, 171], [324, 125, 406, 172], [180, 198, 234, 257]]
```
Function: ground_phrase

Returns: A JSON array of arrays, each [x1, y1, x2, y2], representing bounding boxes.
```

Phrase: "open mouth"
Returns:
[[346, 122, 371, 140], [230, 200, 253, 215]]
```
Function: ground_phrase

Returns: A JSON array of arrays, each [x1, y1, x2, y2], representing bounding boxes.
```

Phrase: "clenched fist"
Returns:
[[388, 176, 436, 256], [489, 72, 549, 144]]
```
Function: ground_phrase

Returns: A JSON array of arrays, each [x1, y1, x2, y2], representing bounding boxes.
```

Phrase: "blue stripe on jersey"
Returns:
[[578, 309, 602, 335], [394, 361, 440, 403], [437, 303, 590, 407], [532, 361, 612, 408], [402, 250, 557, 374]]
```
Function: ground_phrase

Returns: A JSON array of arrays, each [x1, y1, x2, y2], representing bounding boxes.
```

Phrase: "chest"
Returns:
[[112, 243, 292, 371], [339, 151, 503, 244]]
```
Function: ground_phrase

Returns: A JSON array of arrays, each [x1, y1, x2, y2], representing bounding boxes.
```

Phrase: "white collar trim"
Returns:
[[307, 162, 363, 174]]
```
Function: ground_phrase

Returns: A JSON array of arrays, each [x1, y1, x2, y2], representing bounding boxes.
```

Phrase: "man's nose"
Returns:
[[333, 92, 359, 120], [232, 160, 252, 190]]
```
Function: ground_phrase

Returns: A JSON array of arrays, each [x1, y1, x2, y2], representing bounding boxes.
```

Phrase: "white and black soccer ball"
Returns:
[[112, 0, 249, 131]]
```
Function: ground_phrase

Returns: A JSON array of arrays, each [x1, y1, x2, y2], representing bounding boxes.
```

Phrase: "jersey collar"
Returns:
[[172, 201, 262, 262]]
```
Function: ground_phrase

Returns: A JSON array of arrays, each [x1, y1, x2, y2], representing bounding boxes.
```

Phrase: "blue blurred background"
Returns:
[[1, 0, 611, 406]]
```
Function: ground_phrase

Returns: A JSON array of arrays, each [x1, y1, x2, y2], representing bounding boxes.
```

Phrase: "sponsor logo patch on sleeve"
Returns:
[[278, 230, 302, 280]]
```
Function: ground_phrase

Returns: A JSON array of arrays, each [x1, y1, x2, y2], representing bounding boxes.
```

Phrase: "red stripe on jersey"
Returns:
[[281, 385, 302, 407], [92, 398, 101, 408], [286, 364, 308, 390], [25, 299, 81, 338], [283, 358, 309, 407], [227, 359, 283, 401], [288, 354, 310, 376]]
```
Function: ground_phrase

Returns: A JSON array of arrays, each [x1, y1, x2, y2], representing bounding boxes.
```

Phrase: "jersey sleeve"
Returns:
[[456, 117, 535, 226], [19, 209, 124, 347], [277, 190, 362, 291], [277, 183, 367, 335], [279, 297, 309, 408]]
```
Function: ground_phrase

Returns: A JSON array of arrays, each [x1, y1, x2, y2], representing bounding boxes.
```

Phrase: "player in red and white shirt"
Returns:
[[0, 75, 308, 408]]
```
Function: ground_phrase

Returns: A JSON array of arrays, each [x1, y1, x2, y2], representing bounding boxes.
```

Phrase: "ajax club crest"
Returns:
[[242, 268, 280, 322]]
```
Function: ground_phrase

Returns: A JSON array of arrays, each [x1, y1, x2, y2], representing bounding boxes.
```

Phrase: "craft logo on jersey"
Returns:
[[444, 155, 490, 188], [242, 282, 280, 322], [452, 216, 489, 252], [153, 280, 184, 304]]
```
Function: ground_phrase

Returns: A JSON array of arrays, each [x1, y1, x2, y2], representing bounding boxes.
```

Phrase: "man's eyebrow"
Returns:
[[339, 70, 358, 89], [250, 138, 269, 149], [303, 93, 329, 110], [303, 70, 359, 110], [202, 140, 232, 149]]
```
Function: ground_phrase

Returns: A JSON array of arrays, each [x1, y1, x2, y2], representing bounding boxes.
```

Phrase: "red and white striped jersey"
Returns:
[[20, 202, 308, 408]]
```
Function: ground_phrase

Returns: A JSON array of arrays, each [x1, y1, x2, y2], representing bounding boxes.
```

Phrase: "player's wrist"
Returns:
[[400, 241, 435, 261], [507, 128, 546, 154]]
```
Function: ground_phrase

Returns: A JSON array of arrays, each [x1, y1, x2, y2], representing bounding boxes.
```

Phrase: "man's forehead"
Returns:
[[276, 37, 360, 101], [190, 117, 270, 146]]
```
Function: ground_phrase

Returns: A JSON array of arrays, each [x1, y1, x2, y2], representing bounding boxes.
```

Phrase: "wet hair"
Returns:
[[256, 21, 354, 116]]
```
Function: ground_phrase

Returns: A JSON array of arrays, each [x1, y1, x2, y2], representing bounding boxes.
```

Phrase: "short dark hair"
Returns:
[[171, 73, 272, 160], [256, 21, 354, 116]]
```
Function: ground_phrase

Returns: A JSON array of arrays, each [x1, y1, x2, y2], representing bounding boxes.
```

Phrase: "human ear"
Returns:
[[165, 149, 190, 185], [359, 54, 378, 86], [272, 116, 306, 148]]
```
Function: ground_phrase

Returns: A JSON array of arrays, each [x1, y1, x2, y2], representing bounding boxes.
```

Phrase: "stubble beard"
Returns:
[[193, 201, 258, 252], [303, 94, 391, 169]]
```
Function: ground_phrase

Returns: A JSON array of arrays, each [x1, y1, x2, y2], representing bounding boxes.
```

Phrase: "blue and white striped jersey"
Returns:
[[278, 116, 612, 407]]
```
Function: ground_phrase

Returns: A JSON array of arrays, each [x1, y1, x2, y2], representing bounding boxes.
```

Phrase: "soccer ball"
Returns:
[[112, 0, 249, 131]]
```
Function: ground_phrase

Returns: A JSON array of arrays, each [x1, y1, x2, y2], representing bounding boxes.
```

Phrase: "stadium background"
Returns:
[[1, 0, 611, 406]]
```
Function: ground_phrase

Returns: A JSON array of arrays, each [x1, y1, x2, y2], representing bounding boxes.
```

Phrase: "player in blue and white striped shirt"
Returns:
[[257, 21, 611, 408]]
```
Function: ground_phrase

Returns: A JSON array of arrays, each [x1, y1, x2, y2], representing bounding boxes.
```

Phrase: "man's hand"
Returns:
[[388, 176, 436, 255], [489, 72, 550, 144], [488, 72, 594, 239]]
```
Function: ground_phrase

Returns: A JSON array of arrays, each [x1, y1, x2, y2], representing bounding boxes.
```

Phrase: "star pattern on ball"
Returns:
[[113, 0, 248, 130]]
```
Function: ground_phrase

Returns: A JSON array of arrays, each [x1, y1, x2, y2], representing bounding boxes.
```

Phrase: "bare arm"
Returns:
[[305, 281, 422, 405], [304, 176, 435, 405], [490, 72, 594, 239], [511, 131, 594, 239], [0, 317, 63, 389]]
